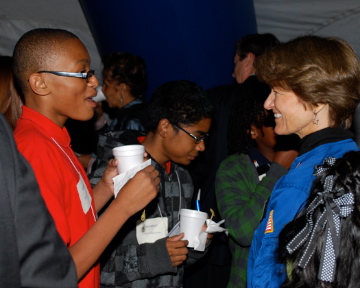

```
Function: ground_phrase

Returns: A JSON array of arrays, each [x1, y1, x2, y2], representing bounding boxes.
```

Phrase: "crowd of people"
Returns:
[[1, 26, 360, 288]]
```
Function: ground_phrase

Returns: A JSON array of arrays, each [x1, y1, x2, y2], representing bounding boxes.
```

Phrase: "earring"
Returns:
[[313, 110, 319, 125], [120, 94, 123, 107]]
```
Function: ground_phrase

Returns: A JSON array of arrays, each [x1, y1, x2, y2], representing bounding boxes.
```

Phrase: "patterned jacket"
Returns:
[[89, 130, 206, 288]]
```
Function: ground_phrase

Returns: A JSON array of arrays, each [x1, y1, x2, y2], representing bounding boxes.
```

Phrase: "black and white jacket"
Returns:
[[89, 130, 207, 288]]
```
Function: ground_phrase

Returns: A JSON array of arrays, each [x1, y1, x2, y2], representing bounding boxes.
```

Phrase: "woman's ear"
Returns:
[[157, 118, 170, 138], [314, 103, 326, 114], [118, 83, 128, 93], [28, 73, 50, 96]]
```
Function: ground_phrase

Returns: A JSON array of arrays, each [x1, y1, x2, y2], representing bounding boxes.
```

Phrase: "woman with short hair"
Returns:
[[247, 35, 360, 288], [101, 51, 149, 132]]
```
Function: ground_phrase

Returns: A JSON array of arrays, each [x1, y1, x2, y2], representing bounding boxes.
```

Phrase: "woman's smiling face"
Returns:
[[264, 87, 327, 138]]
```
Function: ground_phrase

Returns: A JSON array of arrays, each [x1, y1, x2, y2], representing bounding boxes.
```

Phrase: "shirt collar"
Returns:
[[137, 135, 172, 174], [21, 105, 71, 147], [298, 127, 354, 156]]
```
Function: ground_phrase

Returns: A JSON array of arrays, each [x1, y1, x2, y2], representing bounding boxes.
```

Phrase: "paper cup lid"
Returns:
[[180, 208, 208, 219], [113, 145, 145, 157]]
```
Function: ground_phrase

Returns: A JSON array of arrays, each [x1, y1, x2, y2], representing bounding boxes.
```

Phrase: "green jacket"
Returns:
[[215, 153, 287, 287]]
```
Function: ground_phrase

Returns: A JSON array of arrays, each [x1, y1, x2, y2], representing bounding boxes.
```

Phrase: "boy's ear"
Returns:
[[28, 73, 50, 95], [157, 118, 170, 138], [250, 124, 258, 139]]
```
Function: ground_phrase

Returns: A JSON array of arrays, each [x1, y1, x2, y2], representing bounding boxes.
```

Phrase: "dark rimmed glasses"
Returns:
[[37, 70, 95, 82], [173, 124, 209, 144]]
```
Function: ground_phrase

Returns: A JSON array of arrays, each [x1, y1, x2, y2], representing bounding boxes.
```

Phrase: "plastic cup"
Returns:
[[112, 144, 145, 174], [180, 208, 208, 248], [92, 85, 106, 102]]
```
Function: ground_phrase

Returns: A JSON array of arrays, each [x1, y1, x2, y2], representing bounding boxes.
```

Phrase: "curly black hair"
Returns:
[[227, 81, 272, 155], [279, 150, 360, 288], [147, 80, 214, 132], [102, 51, 148, 99]]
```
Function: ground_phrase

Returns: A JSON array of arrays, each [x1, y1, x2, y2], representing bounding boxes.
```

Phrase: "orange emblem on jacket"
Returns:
[[265, 210, 274, 234]]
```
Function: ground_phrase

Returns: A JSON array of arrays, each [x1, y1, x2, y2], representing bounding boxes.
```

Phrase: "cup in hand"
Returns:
[[112, 144, 145, 174], [180, 208, 208, 248]]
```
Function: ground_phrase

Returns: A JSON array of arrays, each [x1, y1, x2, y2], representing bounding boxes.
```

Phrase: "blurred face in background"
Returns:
[[102, 79, 121, 108], [232, 53, 254, 84]]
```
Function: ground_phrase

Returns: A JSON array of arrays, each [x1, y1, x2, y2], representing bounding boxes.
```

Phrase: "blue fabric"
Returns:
[[247, 138, 359, 288], [80, 0, 257, 99]]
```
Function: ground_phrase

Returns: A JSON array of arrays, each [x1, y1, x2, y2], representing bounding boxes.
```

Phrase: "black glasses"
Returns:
[[173, 124, 209, 144], [37, 70, 95, 82]]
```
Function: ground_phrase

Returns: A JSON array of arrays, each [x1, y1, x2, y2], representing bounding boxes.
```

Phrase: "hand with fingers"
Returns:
[[98, 159, 121, 196], [202, 224, 213, 245], [166, 233, 189, 267], [114, 165, 160, 218]]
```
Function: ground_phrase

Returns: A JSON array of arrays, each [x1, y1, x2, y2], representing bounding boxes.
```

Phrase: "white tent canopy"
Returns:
[[0, 0, 102, 78], [1, 0, 360, 78], [254, 0, 360, 54]]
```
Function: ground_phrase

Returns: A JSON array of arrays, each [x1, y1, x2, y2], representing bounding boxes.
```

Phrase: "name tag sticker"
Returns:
[[76, 175, 92, 214], [136, 217, 168, 244]]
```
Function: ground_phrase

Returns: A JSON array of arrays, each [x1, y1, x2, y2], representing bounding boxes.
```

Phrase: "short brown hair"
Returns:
[[254, 35, 360, 128], [235, 33, 279, 60], [13, 28, 78, 95]]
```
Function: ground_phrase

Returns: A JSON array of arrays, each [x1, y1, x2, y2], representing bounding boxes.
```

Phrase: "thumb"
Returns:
[[109, 158, 118, 168], [168, 233, 185, 241]]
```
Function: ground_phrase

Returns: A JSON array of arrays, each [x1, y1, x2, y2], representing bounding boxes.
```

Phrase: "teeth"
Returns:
[[274, 113, 282, 118]]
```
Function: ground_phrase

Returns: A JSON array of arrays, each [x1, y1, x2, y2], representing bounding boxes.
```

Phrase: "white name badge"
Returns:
[[136, 217, 168, 244], [76, 174, 92, 214]]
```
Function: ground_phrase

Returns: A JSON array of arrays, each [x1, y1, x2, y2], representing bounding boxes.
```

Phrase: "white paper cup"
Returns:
[[112, 145, 145, 174], [92, 85, 106, 102], [180, 209, 208, 248]]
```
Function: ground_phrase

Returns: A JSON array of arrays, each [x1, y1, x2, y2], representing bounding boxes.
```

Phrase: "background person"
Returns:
[[72, 51, 149, 172], [0, 55, 22, 129], [100, 51, 149, 133], [0, 112, 77, 288], [215, 82, 296, 287], [185, 32, 299, 288]]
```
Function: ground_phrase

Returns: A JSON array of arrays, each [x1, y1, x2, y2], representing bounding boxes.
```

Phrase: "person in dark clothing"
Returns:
[[0, 113, 78, 288], [101, 51, 149, 133], [89, 80, 215, 288], [216, 82, 297, 287], [185, 33, 300, 288], [0, 56, 22, 130], [73, 51, 150, 172]]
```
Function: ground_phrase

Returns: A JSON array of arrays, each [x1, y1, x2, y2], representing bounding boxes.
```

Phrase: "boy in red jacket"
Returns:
[[13, 28, 160, 288]]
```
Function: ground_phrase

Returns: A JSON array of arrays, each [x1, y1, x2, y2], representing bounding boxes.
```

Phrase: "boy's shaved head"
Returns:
[[13, 28, 79, 94]]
